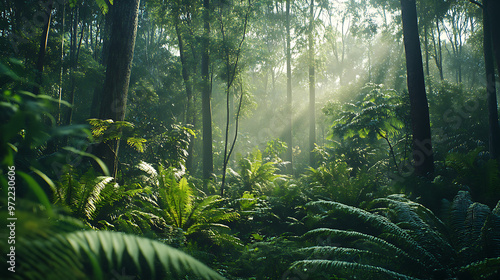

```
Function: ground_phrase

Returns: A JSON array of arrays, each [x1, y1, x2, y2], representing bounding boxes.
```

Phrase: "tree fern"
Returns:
[[87, 118, 146, 153], [296, 198, 459, 279], [368, 196, 456, 268], [306, 200, 440, 269], [294, 192, 500, 279]]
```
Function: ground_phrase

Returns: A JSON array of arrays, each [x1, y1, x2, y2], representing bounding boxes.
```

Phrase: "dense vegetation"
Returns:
[[1, 0, 500, 279]]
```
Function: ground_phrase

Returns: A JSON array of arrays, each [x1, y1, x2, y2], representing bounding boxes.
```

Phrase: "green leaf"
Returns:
[[63, 147, 110, 176], [17, 171, 53, 216], [12, 230, 226, 280]]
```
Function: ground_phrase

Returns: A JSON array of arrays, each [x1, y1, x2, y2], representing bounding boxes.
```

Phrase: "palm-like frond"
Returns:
[[295, 197, 463, 279], [483, 208, 500, 258], [8, 230, 225, 280], [459, 203, 491, 262], [141, 164, 241, 248], [459, 257, 500, 280], [231, 148, 284, 194], [302, 228, 424, 271], [290, 260, 420, 280], [449, 191, 473, 249], [54, 167, 116, 222], [306, 200, 439, 268], [369, 196, 456, 267]]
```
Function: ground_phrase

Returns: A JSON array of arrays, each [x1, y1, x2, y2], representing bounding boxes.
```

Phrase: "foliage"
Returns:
[[230, 237, 301, 280], [287, 192, 500, 280], [263, 138, 288, 163], [0, 206, 225, 280], [1, 1, 499, 279], [325, 83, 410, 172], [428, 81, 489, 159], [88, 118, 147, 153], [303, 159, 384, 207], [444, 148, 500, 207], [144, 123, 196, 169], [226, 148, 285, 197], [137, 162, 242, 248], [0, 70, 88, 169], [51, 165, 158, 234], [52, 165, 115, 222]]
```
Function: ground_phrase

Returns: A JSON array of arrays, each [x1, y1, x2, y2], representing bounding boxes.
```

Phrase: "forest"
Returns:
[[1, 0, 500, 279]]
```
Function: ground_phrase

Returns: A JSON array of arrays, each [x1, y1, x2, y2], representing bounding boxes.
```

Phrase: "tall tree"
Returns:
[[95, 0, 140, 177], [218, 0, 251, 196], [201, 0, 213, 180], [285, 0, 293, 174], [482, 0, 500, 159], [33, 0, 54, 95], [171, 0, 196, 172], [488, 0, 500, 75], [308, 0, 316, 167], [400, 0, 434, 176]]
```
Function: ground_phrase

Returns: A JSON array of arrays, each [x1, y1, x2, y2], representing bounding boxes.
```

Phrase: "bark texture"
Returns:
[[401, 0, 434, 176]]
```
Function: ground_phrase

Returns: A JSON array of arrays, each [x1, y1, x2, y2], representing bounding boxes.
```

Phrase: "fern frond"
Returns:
[[85, 176, 114, 220], [370, 197, 456, 267], [299, 246, 390, 266], [459, 257, 500, 280], [482, 211, 500, 258], [302, 228, 426, 271], [10, 230, 225, 280], [450, 191, 474, 251], [306, 200, 439, 268], [127, 136, 147, 152], [290, 260, 421, 280]]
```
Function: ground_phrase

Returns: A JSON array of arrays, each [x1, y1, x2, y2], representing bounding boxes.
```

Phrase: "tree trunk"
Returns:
[[202, 0, 213, 180], [57, 1, 65, 125], [95, 0, 140, 177], [89, 7, 113, 118], [285, 0, 293, 174], [424, 23, 433, 94], [401, 0, 434, 176], [308, 0, 316, 168], [487, 0, 500, 79], [434, 18, 444, 81], [65, 7, 83, 126], [175, 20, 195, 172], [484, 0, 500, 159], [33, 0, 53, 95]]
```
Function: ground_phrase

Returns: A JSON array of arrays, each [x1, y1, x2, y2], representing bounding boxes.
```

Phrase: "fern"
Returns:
[[482, 209, 500, 258], [302, 228, 427, 274], [290, 260, 420, 280], [138, 164, 242, 248], [306, 200, 440, 269], [459, 203, 491, 263], [458, 257, 500, 280], [6, 229, 225, 280], [293, 197, 483, 279], [449, 191, 474, 251], [369, 196, 456, 268], [228, 148, 285, 195], [87, 118, 146, 153]]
